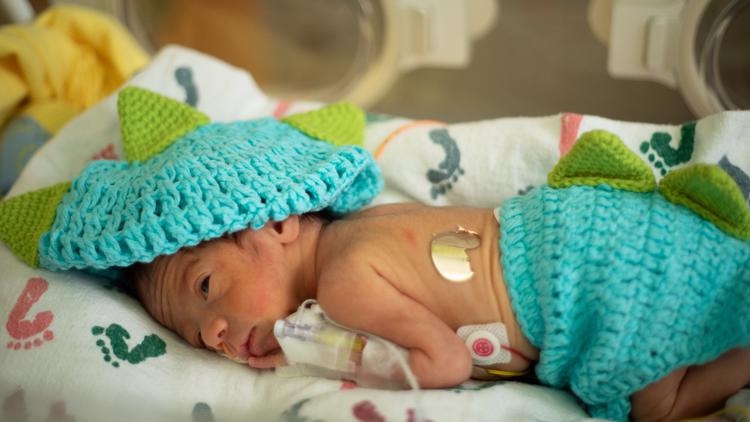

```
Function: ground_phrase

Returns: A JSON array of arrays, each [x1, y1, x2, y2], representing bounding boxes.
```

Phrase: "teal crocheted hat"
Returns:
[[0, 87, 382, 272]]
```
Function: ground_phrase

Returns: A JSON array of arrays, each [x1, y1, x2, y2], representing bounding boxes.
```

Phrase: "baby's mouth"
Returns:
[[245, 327, 281, 359], [246, 326, 258, 358]]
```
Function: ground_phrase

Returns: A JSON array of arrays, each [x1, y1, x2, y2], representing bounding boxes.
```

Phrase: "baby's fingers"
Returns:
[[247, 350, 286, 369]]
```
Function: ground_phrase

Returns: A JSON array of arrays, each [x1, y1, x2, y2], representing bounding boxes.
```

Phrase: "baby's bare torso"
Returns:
[[318, 204, 539, 373]]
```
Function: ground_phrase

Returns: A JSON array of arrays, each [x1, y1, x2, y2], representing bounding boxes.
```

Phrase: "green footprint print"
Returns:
[[91, 323, 166, 368], [639, 122, 696, 176]]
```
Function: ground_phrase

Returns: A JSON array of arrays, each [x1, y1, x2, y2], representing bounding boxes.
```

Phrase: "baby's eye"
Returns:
[[200, 276, 210, 300]]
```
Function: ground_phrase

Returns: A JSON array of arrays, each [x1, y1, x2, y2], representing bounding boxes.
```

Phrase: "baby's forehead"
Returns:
[[164, 241, 211, 265], [137, 250, 189, 301], [140, 237, 222, 295], [136, 250, 191, 329]]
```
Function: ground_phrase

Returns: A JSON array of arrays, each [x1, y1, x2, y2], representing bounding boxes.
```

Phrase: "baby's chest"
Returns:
[[371, 231, 506, 329]]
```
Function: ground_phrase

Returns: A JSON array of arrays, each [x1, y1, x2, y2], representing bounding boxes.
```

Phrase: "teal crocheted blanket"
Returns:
[[500, 184, 750, 421]]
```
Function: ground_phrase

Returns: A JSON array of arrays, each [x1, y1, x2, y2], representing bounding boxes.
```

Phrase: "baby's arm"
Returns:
[[318, 256, 472, 388]]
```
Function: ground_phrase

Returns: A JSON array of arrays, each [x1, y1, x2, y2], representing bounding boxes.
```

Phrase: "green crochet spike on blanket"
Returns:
[[660, 164, 750, 240], [0, 182, 71, 266], [119, 86, 210, 163], [549, 130, 656, 192], [282, 102, 365, 147], [547, 129, 750, 240]]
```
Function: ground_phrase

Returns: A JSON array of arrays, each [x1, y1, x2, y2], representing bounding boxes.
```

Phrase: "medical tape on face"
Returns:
[[219, 351, 247, 363], [216, 342, 246, 363]]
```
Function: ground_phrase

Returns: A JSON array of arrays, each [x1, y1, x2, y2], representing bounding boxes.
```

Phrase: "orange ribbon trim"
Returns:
[[373, 120, 447, 160]]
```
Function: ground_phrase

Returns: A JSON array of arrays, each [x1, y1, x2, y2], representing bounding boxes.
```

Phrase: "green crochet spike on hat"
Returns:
[[0, 182, 71, 267], [660, 164, 750, 240], [548, 130, 656, 192], [119, 86, 210, 162], [282, 102, 365, 147]]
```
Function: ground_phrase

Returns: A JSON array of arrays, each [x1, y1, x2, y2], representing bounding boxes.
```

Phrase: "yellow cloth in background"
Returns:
[[0, 4, 148, 193]]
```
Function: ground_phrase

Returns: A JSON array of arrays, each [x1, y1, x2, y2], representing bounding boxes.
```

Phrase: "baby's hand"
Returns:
[[247, 349, 287, 369]]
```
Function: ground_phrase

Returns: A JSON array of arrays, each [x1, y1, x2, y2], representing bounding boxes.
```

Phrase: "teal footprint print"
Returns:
[[426, 128, 465, 200], [718, 155, 750, 203], [365, 112, 393, 123], [518, 185, 535, 196], [91, 323, 166, 368], [193, 402, 214, 422], [175, 66, 198, 107], [281, 399, 325, 422], [639, 122, 696, 176], [451, 380, 505, 394]]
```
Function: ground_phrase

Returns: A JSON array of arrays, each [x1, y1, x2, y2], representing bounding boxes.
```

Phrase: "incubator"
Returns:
[[592, 0, 750, 118], [3, 0, 747, 119], [34, 0, 496, 108]]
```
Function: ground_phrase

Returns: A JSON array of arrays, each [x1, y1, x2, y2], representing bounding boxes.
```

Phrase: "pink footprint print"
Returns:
[[2, 389, 76, 422], [353, 401, 385, 422], [48, 401, 76, 422], [6, 277, 54, 350], [2, 388, 28, 422], [353, 400, 434, 422], [91, 143, 117, 161]]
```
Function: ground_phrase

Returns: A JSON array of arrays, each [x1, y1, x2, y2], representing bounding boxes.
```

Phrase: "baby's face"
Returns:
[[138, 228, 297, 363]]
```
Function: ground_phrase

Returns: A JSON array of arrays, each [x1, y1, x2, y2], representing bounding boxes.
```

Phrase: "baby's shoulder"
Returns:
[[320, 219, 388, 270], [315, 226, 384, 308], [327, 205, 492, 259], [343, 202, 426, 220], [316, 217, 404, 291]]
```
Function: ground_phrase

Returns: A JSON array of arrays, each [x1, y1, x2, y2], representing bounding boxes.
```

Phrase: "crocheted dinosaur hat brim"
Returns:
[[0, 87, 382, 272]]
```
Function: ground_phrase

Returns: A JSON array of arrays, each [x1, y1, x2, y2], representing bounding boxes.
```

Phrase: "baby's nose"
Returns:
[[201, 317, 228, 349]]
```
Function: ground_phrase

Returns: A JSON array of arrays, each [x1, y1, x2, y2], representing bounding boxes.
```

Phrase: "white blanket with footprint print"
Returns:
[[1, 45, 748, 422]]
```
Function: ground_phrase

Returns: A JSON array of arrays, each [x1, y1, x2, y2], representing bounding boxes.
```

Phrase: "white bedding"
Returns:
[[1, 45, 748, 422]]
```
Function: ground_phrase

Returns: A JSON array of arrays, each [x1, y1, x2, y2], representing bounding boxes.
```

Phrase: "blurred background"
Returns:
[[2, 0, 749, 123]]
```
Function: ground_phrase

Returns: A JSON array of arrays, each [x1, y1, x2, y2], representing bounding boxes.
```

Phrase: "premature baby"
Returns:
[[130, 147, 750, 422], [3, 87, 748, 422]]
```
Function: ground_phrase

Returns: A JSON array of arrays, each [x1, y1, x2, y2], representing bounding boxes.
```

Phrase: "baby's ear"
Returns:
[[236, 216, 301, 248], [268, 215, 300, 245]]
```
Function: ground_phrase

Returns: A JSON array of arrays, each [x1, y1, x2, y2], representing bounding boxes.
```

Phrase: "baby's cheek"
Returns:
[[247, 286, 271, 314]]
